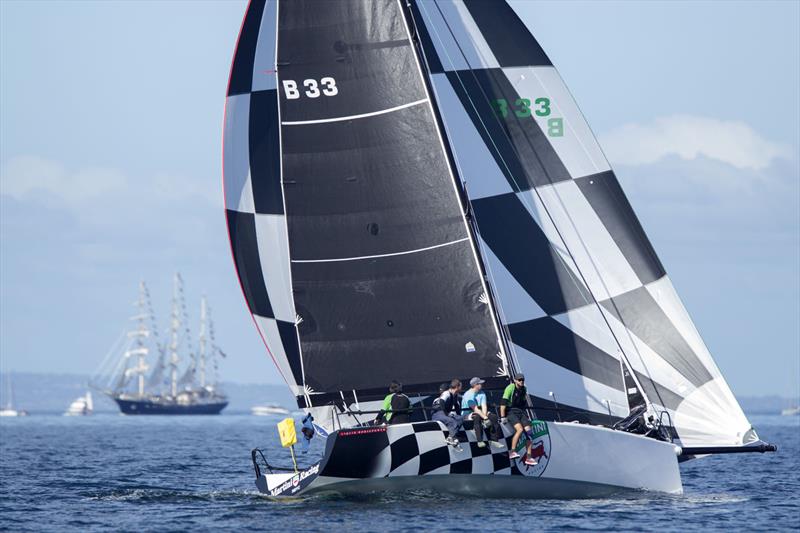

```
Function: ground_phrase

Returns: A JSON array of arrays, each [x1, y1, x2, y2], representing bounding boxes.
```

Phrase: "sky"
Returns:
[[0, 1, 798, 399]]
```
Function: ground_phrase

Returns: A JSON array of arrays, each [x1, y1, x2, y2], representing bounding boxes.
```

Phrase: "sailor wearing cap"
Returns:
[[461, 377, 503, 449], [500, 374, 537, 465]]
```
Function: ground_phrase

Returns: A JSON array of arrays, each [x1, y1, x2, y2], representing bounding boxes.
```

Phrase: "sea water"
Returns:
[[1, 413, 797, 532]]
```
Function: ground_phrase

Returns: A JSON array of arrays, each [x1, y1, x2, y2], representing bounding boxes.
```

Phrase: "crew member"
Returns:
[[375, 381, 411, 425], [500, 374, 537, 465], [461, 377, 503, 448], [432, 378, 463, 446]]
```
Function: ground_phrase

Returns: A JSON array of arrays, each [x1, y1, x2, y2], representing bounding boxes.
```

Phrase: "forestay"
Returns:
[[223, 0, 509, 428], [409, 0, 754, 447]]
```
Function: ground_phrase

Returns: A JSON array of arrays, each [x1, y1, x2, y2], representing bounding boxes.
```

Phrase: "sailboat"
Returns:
[[92, 276, 229, 415], [0, 373, 27, 417], [64, 391, 93, 416], [224, 0, 776, 497], [251, 404, 291, 416]]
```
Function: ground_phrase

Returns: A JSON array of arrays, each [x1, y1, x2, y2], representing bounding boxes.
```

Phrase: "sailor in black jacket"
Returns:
[[431, 379, 463, 446], [375, 381, 412, 425]]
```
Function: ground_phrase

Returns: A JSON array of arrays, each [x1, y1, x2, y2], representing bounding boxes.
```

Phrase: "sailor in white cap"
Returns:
[[460, 377, 503, 448]]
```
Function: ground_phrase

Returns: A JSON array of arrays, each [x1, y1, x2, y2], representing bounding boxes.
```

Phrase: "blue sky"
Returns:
[[1, 1, 797, 399]]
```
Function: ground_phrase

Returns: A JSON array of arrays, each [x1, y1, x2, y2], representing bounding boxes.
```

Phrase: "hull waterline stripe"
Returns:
[[291, 237, 470, 263], [281, 98, 429, 125]]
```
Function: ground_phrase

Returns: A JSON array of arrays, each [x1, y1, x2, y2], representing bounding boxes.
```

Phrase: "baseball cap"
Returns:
[[514, 374, 525, 381], [469, 377, 485, 387]]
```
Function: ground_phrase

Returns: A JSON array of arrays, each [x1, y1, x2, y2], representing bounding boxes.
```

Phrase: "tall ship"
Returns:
[[93, 275, 228, 415], [224, 0, 776, 497]]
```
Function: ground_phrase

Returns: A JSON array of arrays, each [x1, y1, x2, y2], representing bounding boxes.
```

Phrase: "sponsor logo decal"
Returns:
[[269, 463, 320, 496], [339, 427, 386, 437], [514, 420, 551, 477]]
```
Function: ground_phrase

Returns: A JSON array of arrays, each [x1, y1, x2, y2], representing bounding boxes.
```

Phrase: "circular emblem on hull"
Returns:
[[513, 420, 551, 477]]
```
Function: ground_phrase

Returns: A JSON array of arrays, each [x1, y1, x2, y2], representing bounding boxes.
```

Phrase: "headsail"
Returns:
[[224, 0, 508, 428], [409, 0, 753, 447]]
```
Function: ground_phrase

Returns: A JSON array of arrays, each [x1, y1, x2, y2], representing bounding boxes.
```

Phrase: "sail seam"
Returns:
[[281, 98, 429, 125], [291, 237, 469, 263]]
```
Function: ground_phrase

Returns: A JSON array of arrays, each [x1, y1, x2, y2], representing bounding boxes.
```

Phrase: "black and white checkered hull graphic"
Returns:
[[258, 420, 682, 498]]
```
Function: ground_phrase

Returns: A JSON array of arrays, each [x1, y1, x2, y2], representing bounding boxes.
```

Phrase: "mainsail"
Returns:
[[225, 0, 509, 415], [224, 0, 755, 448]]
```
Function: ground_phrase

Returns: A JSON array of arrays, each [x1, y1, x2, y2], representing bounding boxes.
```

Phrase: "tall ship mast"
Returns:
[[92, 276, 228, 415], [224, 0, 775, 497]]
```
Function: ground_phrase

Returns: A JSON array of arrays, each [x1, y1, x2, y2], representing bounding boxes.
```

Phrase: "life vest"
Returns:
[[389, 393, 411, 424]]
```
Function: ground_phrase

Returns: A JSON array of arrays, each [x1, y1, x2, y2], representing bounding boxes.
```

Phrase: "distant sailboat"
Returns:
[[91, 276, 229, 415], [251, 404, 290, 416], [64, 392, 93, 416], [0, 373, 27, 417]]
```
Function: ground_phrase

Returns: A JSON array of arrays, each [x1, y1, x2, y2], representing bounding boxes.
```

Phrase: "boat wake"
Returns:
[[84, 487, 263, 503]]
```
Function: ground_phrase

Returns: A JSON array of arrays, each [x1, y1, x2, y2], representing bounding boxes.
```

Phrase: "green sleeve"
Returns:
[[382, 394, 393, 420], [503, 383, 514, 403], [502, 383, 515, 404]]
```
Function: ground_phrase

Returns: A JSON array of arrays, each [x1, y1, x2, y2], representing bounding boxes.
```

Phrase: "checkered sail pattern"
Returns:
[[224, 0, 304, 396], [410, 0, 753, 446]]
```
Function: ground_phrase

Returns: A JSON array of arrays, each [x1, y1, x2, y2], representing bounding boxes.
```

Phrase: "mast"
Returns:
[[127, 281, 151, 397], [5, 372, 13, 410], [169, 274, 181, 397], [198, 296, 207, 389], [143, 280, 166, 394], [206, 301, 226, 390]]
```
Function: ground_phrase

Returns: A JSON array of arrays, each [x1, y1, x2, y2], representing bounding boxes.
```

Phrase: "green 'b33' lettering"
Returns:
[[491, 99, 509, 118], [490, 97, 563, 137], [534, 97, 550, 117], [548, 118, 564, 137], [514, 98, 531, 118]]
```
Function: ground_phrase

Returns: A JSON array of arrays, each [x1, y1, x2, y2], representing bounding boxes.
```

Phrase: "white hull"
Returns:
[[258, 420, 682, 498], [251, 405, 290, 416], [64, 392, 93, 416], [0, 409, 20, 417]]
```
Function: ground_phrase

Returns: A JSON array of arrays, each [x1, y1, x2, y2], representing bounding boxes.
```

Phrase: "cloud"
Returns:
[[600, 115, 793, 170], [0, 154, 226, 274], [1, 155, 218, 208], [0, 155, 127, 206]]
